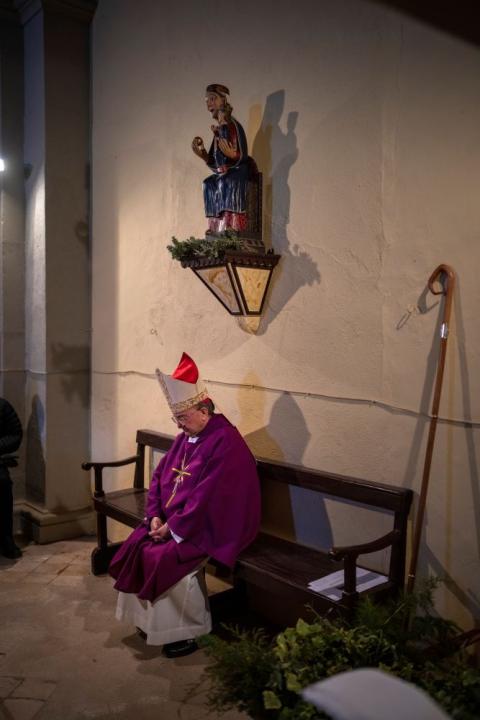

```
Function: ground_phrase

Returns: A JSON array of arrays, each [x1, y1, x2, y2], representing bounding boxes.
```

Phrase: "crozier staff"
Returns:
[[110, 352, 261, 657]]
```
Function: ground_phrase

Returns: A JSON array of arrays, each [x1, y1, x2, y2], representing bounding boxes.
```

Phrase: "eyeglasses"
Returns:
[[171, 409, 199, 425]]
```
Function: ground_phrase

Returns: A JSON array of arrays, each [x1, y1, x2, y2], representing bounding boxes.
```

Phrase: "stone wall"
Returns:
[[91, 0, 480, 628]]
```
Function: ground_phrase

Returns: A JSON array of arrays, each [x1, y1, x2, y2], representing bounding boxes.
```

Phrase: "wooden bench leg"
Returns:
[[91, 512, 122, 575], [97, 511, 108, 550], [91, 542, 123, 575], [341, 556, 359, 612]]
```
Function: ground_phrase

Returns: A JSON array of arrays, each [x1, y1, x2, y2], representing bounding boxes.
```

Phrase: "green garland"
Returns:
[[167, 233, 242, 261], [199, 578, 480, 720]]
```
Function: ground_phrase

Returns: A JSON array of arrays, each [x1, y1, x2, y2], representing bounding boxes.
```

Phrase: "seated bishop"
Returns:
[[109, 352, 261, 657]]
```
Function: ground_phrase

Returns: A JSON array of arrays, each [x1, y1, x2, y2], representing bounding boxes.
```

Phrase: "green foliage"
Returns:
[[198, 626, 276, 719], [353, 576, 460, 656], [419, 658, 480, 720], [200, 580, 480, 720], [167, 232, 242, 261]]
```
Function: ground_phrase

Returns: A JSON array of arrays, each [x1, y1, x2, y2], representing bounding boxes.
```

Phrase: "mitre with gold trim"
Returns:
[[155, 352, 209, 415]]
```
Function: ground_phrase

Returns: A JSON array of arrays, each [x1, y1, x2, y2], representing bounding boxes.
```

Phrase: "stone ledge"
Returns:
[[15, 499, 94, 544]]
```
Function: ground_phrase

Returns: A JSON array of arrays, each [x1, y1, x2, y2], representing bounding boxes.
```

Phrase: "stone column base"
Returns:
[[15, 500, 94, 544]]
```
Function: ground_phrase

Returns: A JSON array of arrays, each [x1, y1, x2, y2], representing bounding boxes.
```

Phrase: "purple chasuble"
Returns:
[[109, 414, 261, 602]]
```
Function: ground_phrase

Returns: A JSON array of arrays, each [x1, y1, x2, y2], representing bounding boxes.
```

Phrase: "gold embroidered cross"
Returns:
[[165, 452, 193, 508], [171, 464, 192, 481]]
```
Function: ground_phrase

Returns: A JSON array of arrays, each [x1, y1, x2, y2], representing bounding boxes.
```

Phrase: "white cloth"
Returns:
[[302, 669, 450, 720], [170, 528, 184, 543], [116, 565, 211, 645]]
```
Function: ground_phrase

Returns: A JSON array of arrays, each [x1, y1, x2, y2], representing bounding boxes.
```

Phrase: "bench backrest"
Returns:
[[135, 427, 411, 514], [135, 428, 413, 587], [136, 428, 410, 503]]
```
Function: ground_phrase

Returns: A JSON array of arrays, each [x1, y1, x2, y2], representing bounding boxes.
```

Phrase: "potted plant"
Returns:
[[199, 579, 480, 720]]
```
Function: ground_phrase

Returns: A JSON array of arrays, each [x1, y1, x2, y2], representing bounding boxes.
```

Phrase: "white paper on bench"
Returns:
[[308, 567, 388, 601]]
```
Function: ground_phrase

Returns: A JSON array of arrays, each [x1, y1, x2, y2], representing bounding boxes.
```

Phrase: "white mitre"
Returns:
[[155, 352, 209, 415]]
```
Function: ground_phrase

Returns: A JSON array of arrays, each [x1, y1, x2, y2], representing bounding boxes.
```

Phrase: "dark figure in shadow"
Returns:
[[0, 397, 23, 558]]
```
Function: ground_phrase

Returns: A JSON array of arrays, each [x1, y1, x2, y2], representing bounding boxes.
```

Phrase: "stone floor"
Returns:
[[0, 537, 248, 720]]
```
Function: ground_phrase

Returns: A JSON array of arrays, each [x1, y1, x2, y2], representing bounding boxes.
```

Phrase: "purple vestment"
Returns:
[[109, 414, 260, 602]]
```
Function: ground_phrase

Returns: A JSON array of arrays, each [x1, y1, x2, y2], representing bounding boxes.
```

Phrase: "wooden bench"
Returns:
[[82, 429, 413, 626]]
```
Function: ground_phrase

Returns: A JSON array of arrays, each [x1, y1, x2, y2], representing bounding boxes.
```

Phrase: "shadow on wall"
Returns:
[[75, 219, 89, 249], [50, 342, 90, 408], [453, 277, 480, 573], [420, 544, 480, 624], [243, 388, 333, 549], [25, 394, 46, 504], [250, 90, 321, 333]]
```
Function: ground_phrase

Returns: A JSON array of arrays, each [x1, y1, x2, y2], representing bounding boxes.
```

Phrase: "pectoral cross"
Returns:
[[171, 463, 192, 482], [165, 453, 192, 508]]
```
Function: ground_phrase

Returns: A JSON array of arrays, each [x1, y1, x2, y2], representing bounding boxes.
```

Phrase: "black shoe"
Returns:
[[135, 627, 147, 640], [1, 538, 22, 559], [163, 639, 198, 658]]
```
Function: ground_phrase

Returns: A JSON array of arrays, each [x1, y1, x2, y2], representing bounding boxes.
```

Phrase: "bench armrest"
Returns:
[[82, 455, 140, 497], [328, 529, 400, 602], [328, 529, 400, 562]]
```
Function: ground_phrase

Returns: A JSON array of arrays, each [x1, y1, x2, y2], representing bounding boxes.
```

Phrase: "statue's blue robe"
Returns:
[[203, 117, 249, 217]]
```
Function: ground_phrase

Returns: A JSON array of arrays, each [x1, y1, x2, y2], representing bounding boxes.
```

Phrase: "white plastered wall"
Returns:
[[91, 0, 480, 629]]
